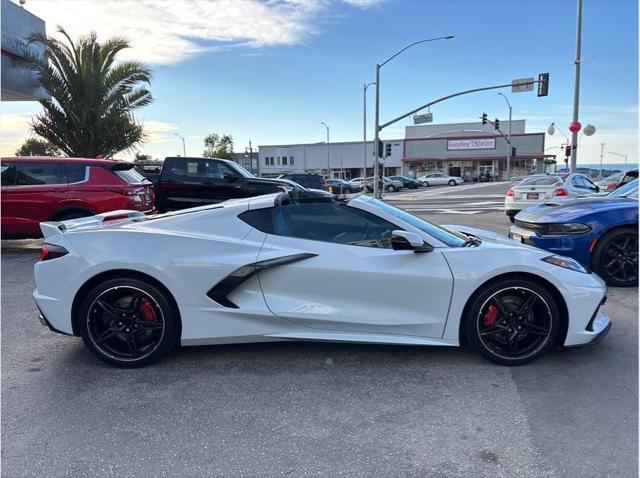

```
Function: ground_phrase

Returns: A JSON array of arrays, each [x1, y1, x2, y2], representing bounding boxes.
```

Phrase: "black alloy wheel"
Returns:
[[464, 279, 559, 365], [593, 228, 639, 287], [78, 278, 178, 367]]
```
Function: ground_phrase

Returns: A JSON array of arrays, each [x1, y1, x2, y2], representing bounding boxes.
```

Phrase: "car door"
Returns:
[[1, 161, 68, 237], [254, 202, 454, 338], [201, 158, 247, 201], [432, 173, 446, 185]]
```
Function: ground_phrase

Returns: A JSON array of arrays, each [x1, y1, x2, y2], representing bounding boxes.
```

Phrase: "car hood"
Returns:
[[442, 224, 540, 250], [515, 197, 637, 223]]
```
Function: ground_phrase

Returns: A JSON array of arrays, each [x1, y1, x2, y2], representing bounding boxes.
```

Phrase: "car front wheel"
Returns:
[[592, 228, 638, 287], [448, 179, 457, 186], [78, 277, 179, 367], [463, 279, 560, 366], [386, 185, 397, 192]]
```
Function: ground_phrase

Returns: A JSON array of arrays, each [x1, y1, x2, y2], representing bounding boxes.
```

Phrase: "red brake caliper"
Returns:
[[140, 297, 157, 322], [483, 304, 498, 327]]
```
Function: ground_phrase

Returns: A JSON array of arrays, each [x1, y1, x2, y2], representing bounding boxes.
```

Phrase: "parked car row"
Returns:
[[505, 171, 638, 287]]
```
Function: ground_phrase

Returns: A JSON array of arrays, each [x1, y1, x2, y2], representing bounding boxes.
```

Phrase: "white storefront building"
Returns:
[[258, 120, 553, 180]]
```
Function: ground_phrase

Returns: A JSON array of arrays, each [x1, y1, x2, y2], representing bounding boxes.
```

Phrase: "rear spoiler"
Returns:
[[40, 210, 145, 239], [110, 162, 135, 171]]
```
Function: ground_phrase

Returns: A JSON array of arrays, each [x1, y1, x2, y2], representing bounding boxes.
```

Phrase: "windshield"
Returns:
[[518, 175, 563, 186], [354, 196, 466, 247], [114, 167, 148, 184], [608, 179, 638, 198], [229, 162, 255, 178]]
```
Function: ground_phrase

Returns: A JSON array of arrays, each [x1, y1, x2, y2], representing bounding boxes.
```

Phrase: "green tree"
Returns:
[[203, 133, 234, 160], [24, 26, 153, 158], [15, 137, 61, 156], [134, 151, 152, 162]]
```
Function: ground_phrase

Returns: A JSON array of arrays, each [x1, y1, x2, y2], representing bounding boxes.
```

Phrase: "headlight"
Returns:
[[541, 255, 588, 273], [545, 223, 591, 235]]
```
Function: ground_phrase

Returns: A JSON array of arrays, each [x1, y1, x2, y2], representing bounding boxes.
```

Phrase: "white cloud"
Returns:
[[22, 0, 380, 65]]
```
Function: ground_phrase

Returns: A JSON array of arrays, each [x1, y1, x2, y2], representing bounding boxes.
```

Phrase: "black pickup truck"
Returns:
[[152, 156, 317, 212]]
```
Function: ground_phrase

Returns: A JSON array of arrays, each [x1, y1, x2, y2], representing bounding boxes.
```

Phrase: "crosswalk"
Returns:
[[384, 182, 508, 215]]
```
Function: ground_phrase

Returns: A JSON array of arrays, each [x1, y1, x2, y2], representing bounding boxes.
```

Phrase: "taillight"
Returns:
[[40, 243, 68, 261], [553, 188, 569, 197], [506, 188, 514, 197]]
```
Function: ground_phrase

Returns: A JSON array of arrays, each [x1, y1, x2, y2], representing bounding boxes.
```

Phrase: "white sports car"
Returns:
[[33, 191, 611, 367]]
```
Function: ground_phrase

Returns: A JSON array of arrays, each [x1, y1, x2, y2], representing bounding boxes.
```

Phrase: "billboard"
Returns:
[[447, 138, 496, 151]]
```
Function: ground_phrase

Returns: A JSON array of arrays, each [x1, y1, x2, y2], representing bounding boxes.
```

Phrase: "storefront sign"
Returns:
[[447, 138, 495, 151]]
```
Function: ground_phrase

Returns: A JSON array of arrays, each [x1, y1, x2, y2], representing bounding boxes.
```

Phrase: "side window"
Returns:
[[583, 176, 597, 190], [1, 163, 16, 186], [65, 163, 88, 183], [14, 162, 64, 186], [238, 209, 274, 234], [166, 160, 201, 179], [202, 159, 236, 179], [271, 203, 398, 248]]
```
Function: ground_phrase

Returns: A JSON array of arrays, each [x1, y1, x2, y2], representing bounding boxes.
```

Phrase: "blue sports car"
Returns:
[[509, 179, 638, 287]]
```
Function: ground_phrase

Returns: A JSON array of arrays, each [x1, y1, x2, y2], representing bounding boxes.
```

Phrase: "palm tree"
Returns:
[[25, 26, 153, 158]]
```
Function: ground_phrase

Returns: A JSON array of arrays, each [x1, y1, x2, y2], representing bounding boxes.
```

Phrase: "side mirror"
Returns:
[[391, 230, 433, 253], [223, 172, 238, 182]]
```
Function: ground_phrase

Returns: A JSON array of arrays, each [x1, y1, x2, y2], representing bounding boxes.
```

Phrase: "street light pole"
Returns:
[[363, 81, 375, 194], [609, 151, 628, 171], [321, 122, 330, 178], [174, 133, 186, 157], [600, 143, 604, 177], [373, 35, 454, 198], [498, 93, 512, 180], [570, 0, 583, 172]]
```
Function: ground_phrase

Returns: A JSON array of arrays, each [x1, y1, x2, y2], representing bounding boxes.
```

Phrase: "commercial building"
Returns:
[[259, 120, 553, 180], [1, 0, 47, 101]]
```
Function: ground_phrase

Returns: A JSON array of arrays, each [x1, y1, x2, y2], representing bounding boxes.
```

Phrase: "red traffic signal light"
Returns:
[[565, 145, 572, 157]]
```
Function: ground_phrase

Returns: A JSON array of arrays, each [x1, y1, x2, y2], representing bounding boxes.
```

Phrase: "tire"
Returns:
[[424, 181, 431, 187], [448, 179, 457, 186], [592, 228, 638, 287], [463, 278, 560, 366], [54, 210, 92, 221], [77, 277, 179, 367], [386, 185, 397, 192]]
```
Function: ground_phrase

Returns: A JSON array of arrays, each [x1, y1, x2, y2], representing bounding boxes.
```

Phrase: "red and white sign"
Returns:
[[447, 138, 496, 151]]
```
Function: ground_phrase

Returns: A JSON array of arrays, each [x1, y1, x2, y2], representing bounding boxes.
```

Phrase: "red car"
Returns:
[[1, 157, 155, 238]]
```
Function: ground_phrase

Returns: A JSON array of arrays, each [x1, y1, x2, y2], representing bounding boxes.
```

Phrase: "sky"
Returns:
[[1, 0, 638, 166]]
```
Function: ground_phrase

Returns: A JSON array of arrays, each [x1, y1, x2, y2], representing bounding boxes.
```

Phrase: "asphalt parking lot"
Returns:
[[2, 183, 637, 477]]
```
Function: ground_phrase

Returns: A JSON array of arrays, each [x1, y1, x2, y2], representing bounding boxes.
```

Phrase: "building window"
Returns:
[[290, 156, 294, 165], [282, 156, 288, 165], [265, 157, 269, 166], [277, 156, 281, 165]]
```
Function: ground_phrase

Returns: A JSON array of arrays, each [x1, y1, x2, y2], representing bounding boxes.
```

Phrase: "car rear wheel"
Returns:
[[386, 185, 397, 192], [78, 278, 179, 367], [592, 228, 638, 287], [448, 179, 457, 186], [464, 279, 560, 366]]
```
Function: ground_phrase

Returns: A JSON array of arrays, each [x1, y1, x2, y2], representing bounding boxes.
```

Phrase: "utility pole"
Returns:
[[373, 64, 381, 198], [599, 143, 604, 177], [570, 0, 583, 172], [321, 122, 330, 178], [363, 81, 375, 193]]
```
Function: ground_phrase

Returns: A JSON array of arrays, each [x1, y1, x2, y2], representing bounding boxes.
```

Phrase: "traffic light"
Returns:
[[376, 139, 383, 158], [384, 143, 392, 157], [537, 72, 549, 97], [481, 113, 488, 125], [565, 144, 571, 157], [494, 118, 500, 130], [511, 147, 517, 157]]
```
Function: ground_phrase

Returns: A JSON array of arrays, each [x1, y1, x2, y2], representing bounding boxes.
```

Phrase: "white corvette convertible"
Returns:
[[33, 191, 611, 367]]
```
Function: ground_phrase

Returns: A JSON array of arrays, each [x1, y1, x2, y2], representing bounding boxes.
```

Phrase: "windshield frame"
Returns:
[[348, 195, 467, 248]]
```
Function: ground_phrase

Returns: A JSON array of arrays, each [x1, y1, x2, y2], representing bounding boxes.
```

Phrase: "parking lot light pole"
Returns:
[[497, 93, 512, 180], [174, 133, 186, 157], [373, 35, 454, 198], [363, 81, 375, 193], [321, 122, 330, 178]]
